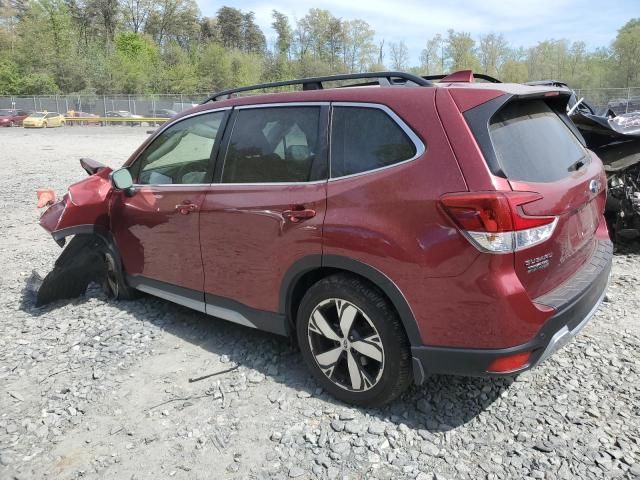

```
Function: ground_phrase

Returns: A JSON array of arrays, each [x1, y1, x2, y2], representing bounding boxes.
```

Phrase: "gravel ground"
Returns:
[[1, 126, 639, 480]]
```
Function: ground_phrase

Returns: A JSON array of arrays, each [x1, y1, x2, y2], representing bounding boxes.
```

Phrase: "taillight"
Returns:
[[440, 191, 558, 253]]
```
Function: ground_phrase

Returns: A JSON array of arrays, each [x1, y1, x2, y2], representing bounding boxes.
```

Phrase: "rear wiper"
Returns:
[[568, 159, 586, 172]]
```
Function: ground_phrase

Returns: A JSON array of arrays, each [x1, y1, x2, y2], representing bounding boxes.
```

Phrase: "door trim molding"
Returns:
[[126, 275, 288, 336]]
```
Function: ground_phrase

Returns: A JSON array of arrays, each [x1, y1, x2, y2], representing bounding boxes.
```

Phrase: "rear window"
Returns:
[[330, 106, 417, 178], [489, 100, 587, 182]]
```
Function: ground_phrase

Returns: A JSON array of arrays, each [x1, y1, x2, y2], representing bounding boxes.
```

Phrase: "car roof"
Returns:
[[179, 80, 566, 120]]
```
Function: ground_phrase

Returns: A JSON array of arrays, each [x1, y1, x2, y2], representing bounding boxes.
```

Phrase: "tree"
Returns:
[[241, 11, 265, 54], [388, 41, 408, 70], [342, 19, 375, 72], [478, 33, 508, 77], [144, 0, 200, 48], [215, 6, 242, 49], [122, 0, 152, 34], [445, 30, 478, 72], [419, 34, 442, 74], [271, 10, 291, 58], [612, 18, 640, 87]]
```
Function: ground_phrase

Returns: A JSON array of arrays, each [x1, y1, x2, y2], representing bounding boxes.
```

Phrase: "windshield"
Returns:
[[30, 113, 46, 118], [0, 109, 15, 116]]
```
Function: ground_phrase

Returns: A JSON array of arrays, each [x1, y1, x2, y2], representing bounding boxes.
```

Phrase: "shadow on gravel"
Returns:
[[20, 279, 513, 433]]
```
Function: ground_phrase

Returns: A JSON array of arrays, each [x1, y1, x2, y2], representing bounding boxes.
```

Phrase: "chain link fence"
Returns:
[[572, 88, 640, 115], [0, 94, 210, 117], [1, 88, 639, 121]]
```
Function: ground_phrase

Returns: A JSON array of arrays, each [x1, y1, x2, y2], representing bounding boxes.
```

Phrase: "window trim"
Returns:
[[215, 103, 330, 185], [328, 102, 426, 181], [128, 107, 231, 187]]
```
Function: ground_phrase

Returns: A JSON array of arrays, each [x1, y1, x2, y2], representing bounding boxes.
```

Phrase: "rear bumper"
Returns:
[[411, 239, 613, 383]]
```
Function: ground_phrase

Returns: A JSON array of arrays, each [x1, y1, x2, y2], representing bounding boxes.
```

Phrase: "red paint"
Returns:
[[440, 70, 475, 83], [199, 183, 326, 312], [110, 186, 208, 291], [0, 110, 30, 126]]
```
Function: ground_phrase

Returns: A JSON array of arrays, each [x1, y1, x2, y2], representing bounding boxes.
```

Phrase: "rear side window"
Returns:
[[330, 106, 417, 178], [222, 107, 320, 183], [489, 100, 587, 183]]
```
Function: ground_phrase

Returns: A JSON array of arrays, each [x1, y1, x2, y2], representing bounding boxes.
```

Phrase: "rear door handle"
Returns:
[[176, 201, 198, 214], [283, 207, 316, 223]]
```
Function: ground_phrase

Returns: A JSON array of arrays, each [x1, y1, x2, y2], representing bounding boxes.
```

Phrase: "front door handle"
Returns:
[[176, 201, 197, 215], [283, 206, 316, 223]]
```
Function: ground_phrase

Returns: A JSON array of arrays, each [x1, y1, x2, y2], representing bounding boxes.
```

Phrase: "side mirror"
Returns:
[[111, 168, 135, 196]]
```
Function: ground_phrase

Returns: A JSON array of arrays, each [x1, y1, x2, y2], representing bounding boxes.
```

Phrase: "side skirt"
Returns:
[[126, 276, 288, 337]]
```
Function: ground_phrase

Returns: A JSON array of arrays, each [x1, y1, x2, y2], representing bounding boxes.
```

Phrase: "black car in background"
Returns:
[[146, 109, 178, 126]]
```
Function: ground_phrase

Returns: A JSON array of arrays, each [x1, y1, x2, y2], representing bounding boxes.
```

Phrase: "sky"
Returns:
[[194, 0, 638, 64]]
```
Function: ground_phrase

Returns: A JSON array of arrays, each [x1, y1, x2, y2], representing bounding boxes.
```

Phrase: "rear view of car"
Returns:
[[415, 86, 611, 377]]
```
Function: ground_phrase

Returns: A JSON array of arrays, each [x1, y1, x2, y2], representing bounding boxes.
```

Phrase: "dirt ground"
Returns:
[[1, 126, 639, 480]]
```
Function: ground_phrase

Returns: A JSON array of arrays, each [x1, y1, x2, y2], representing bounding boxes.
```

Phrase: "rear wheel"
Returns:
[[296, 274, 412, 407], [42, 122, 47, 128]]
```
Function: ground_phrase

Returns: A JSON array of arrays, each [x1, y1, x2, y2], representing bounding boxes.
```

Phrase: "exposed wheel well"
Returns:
[[286, 267, 405, 345]]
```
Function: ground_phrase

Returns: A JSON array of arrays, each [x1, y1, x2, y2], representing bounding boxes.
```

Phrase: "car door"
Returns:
[[199, 104, 329, 329], [110, 109, 230, 303]]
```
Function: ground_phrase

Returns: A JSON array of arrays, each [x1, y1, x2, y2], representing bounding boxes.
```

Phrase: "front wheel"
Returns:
[[102, 251, 138, 300], [296, 274, 412, 407]]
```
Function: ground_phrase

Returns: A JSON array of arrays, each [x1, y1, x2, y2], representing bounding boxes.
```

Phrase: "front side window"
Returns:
[[330, 106, 417, 178], [221, 107, 321, 183], [133, 111, 225, 185]]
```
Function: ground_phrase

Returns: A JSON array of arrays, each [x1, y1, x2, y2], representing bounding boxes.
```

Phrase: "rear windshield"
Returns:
[[489, 100, 587, 182]]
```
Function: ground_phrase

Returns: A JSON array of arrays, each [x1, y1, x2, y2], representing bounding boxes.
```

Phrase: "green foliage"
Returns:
[[612, 19, 640, 87], [0, 3, 637, 95]]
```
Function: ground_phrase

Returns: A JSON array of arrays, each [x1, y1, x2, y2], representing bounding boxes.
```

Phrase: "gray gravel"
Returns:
[[1, 126, 639, 479]]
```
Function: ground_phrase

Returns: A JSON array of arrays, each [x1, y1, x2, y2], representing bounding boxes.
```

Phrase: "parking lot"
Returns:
[[0, 127, 639, 479]]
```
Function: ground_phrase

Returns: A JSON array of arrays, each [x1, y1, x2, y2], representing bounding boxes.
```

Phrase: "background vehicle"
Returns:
[[146, 109, 177, 126], [0, 109, 31, 127], [65, 111, 100, 126], [37, 72, 612, 406], [105, 110, 143, 126], [23, 112, 65, 128], [523, 79, 640, 242]]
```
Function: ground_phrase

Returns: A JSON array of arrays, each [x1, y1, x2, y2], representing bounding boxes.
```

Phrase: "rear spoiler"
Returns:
[[423, 71, 502, 84]]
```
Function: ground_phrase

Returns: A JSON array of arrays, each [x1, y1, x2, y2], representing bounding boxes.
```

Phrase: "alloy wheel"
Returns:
[[307, 298, 385, 392]]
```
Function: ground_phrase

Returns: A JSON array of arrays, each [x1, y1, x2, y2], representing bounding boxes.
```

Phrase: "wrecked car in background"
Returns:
[[525, 80, 640, 242]]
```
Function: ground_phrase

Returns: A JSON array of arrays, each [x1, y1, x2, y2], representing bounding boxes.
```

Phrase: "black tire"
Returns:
[[296, 274, 412, 407], [102, 250, 138, 300]]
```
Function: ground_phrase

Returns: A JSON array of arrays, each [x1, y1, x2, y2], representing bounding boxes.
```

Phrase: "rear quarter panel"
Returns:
[[323, 90, 476, 345]]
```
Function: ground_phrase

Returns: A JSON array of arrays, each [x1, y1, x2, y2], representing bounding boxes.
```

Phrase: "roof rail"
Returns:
[[423, 71, 502, 84], [204, 71, 434, 103]]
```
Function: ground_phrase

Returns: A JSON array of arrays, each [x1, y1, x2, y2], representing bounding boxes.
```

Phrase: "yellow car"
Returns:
[[23, 112, 66, 128]]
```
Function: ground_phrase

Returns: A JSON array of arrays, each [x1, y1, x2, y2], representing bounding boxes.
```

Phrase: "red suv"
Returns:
[[39, 72, 612, 406]]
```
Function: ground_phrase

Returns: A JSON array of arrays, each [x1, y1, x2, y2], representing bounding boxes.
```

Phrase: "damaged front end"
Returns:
[[36, 159, 119, 306]]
